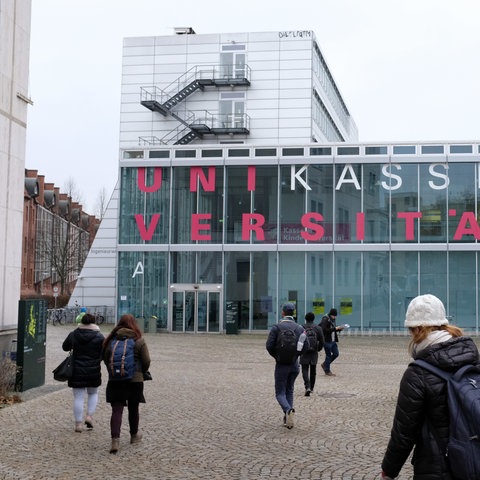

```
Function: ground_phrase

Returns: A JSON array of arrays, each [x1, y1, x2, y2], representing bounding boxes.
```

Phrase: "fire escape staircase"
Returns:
[[140, 64, 251, 145]]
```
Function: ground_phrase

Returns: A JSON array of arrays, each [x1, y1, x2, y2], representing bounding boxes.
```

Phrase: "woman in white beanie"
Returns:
[[381, 294, 479, 480]]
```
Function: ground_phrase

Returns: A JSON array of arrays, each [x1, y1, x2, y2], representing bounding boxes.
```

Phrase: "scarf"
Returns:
[[412, 329, 452, 357]]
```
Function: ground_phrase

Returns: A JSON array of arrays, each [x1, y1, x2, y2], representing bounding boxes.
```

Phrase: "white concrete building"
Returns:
[[70, 28, 358, 324], [0, 0, 32, 336]]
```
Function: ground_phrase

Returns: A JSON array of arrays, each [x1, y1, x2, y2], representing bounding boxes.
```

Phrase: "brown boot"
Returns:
[[130, 432, 143, 444], [110, 438, 120, 454]]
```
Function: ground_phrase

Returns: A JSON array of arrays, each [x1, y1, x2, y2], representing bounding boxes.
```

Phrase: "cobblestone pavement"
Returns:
[[3, 326, 477, 480]]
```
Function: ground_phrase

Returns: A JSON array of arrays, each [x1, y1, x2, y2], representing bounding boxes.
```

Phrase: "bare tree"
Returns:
[[63, 177, 85, 207], [94, 186, 108, 220], [35, 207, 89, 296]]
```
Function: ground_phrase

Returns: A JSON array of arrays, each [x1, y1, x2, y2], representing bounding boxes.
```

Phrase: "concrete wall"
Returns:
[[0, 0, 32, 335]]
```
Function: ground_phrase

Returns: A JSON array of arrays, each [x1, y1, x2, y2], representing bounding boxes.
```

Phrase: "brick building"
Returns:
[[22, 169, 100, 302]]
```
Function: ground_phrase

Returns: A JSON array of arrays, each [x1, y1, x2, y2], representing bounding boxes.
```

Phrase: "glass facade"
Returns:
[[117, 144, 480, 333]]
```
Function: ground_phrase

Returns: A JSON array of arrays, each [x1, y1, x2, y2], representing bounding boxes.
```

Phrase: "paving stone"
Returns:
[[2, 325, 477, 479]]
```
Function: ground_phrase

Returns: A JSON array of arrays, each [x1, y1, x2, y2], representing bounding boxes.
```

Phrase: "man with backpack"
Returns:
[[381, 294, 480, 480], [266, 303, 306, 429], [300, 312, 325, 396]]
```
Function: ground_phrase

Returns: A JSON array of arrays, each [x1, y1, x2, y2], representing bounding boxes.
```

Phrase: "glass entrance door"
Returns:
[[170, 285, 221, 333]]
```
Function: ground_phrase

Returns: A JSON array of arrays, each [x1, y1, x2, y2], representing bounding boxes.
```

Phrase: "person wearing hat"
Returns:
[[75, 307, 87, 324], [381, 294, 480, 480], [319, 307, 344, 376], [266, 302, 306, 429]]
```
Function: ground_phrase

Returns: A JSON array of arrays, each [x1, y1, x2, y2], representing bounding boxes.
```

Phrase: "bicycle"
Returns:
[[93, 311, 105, 325], [47, 308, 65, 326]]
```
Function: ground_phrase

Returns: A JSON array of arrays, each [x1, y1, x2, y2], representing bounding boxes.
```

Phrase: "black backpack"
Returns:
[[275, 325, 298, 364], [414, 359, 480, 480], [304, 326, 318, 353]]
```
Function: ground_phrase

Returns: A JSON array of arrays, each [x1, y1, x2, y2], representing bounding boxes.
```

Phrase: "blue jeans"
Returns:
[[274, 361, 300, 413], [323, 342, 339, 373]]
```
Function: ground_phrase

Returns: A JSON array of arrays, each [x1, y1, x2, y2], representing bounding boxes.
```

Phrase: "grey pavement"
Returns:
[[3, 326, 475, 480]]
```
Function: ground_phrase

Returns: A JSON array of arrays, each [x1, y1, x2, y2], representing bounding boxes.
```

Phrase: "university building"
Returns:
[[72, 29, 480, 334]]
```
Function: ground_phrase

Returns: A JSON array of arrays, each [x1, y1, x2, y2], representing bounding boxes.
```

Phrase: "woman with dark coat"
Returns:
[[62, 313, 104, 432], [102, 313, 150, 454], [381, 294, 480, 480]]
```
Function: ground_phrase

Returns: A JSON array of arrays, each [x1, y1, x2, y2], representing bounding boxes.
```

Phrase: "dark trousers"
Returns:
[[274, 361, 299, 413], [301, 363, 317, 391], [323, 341, 339, 372], [110, 401, 140, 438]]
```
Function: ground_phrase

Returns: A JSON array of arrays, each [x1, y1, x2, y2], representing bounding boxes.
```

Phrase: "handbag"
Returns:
[[143, 371, 153, 381], [52, 352, 73, 382]]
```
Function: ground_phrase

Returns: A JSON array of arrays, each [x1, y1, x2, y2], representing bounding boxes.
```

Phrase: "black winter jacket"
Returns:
[[62, 325, 104, 388], [381, 336, 480, 480]]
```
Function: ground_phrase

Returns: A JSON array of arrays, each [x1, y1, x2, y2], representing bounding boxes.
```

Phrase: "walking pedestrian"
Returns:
[[266, 303, 306, 429], [300, 312, 324, 396], [320, 308, 344, 376], [381, 294, 480, 479], [102, 313, 151, 454], [61, 313, 104, 432]]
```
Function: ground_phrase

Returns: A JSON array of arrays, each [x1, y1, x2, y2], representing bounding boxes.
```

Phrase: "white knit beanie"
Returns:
[[404, 294, 449, 328]]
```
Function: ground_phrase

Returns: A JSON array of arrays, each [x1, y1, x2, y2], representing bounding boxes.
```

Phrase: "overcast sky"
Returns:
[[26, 0, 480, 212]]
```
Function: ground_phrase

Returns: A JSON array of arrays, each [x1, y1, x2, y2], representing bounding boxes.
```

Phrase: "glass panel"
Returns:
[[149, 150, 169, 158], [279, 251, 305, 322], [363, 164, 390, 242], [197, 291, 207, 332], [306, 252, 332, 318], [337, 146, 359, 156], [450, 145, 472, 154], [172, 167, 195, 244], [419, 163, 448, 242], [449, 252, 476, 329], [228, 148, 249, 157], [335, 164, 362, 244], [175, 150, 196, 158], [197, 167, 223, 244], [306, 165, 333, 244], [393, 145, 415, 154], [185, 291, 195, 331], [391, 251, 418, 327], [310, 147, 331, 156], [225, 252, 250, 329], [198, 251, 222, 283], [121, 167, 168, 244], [253, 166, 278, 244], [235, 53, 245, 78], [225, 166, 251, 244], [282, 147, 304, 156], [252, 252, 276, 329], [421, 145, 444, 154], [117, 251, 169, 323], [390, 163, 419, 243], [201, 149, 222, 157], [363, 251, 390, 329], [419, 251, 447, 301], [334, 252, 361, 328], [172, 291, 184, 332], [255, 148, 276, 157], [365, 146, 388, 155], [447, 163, 476, 243], [171, 252, 195, 283], [280, 165, 306, 244], [208, 292, 220, 332]]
